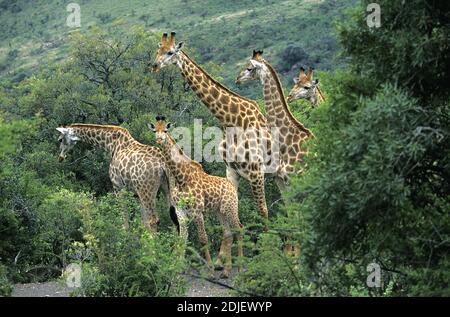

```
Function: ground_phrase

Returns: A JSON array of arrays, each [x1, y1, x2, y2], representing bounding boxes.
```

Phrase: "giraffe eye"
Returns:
[[247, 68, 252, 71], [167, 51, 174, 56], [304, 86, 311, 90], [59, 138, 63, 143]]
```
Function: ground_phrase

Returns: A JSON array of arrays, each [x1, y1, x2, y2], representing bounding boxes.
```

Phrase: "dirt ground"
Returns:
[[11, 269, 236, 297]]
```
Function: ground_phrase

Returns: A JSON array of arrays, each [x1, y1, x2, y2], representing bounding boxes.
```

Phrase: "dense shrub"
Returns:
[[278, 45, 310, 72], [233, 233, 311, 297], [0, 264, 13, 296], [75, 193, 186, 297]]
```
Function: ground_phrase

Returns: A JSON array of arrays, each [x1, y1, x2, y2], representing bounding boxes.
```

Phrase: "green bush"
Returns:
[[233, 233, 311, 297], [34, 189, 88, 270], [0, 264, 13, 296], [75, 193, 187, 297]]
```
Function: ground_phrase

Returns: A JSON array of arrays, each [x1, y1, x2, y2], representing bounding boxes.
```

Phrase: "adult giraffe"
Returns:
[[235, 50, 315, 257], [236, 50, 314, 188], [56, 124, 175, 232], [151, 32, 281, 227]]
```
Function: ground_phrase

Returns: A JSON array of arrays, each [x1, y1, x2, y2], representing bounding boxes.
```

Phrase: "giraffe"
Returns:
[[151, 32, 276, 228], [287, 67, 325, 106], [235, 50, 314, 188], [236, 50, 315, 257], [149, 115, 243, 278], [56, 124, 175, 233]]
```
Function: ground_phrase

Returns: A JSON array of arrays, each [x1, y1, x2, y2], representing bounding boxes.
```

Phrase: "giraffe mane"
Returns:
[[167, 134, 205, 172], [189, 160, 204, 171], [67, 124, 133, 136], [181, 51, 259, 106], [262, 61, 314, 138]]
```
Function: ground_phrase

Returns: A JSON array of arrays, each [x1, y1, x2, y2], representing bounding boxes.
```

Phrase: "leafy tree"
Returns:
[[283, 0, 450, 296]]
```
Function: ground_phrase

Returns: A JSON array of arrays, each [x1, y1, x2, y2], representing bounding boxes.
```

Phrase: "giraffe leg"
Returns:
[[160, 167, 175, 208], [218, 189, 242, 278], [249, 173, 269, 231], [138, 189, 159, 233], [226, 167, 240, 190], [220, 226, 233, 279], [274, 176, 295, 256], [232, 218, 244, 274], [192, 212, 214, 274], [275, 175, 287, 193], [214, 213, 229, 271], [214, 237, 227, 271], [113, 188, 130, 230]]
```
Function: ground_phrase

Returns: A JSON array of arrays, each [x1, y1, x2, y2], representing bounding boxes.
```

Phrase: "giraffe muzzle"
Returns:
[[151, 63, 160, 73]]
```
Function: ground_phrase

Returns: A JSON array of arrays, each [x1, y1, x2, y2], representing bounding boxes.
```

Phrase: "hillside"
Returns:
[[0, 0, 354, 97]]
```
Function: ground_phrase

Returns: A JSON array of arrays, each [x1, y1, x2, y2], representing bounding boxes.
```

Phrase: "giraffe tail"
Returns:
[[169, 206, 180, 234], [162, 166, 180, 233]]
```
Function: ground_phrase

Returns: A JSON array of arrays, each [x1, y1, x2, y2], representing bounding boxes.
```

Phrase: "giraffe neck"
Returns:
[[314, 86, 325, 105], [261, 61, 313, 137], [176, 51, 265, 128], [161, 135, 203, 186], [68, 124, 134, 155]]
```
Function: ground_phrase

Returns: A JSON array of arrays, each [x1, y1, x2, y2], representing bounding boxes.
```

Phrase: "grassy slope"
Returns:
[[0, 0, 354, 96]]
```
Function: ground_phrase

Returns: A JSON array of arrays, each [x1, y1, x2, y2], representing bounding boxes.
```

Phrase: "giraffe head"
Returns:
[[56, 127, 80, 162], [287, 67, 319, 103], [151, 32, 184, 72], [148, 115, 172, 145], [235, 50, 269, 85]]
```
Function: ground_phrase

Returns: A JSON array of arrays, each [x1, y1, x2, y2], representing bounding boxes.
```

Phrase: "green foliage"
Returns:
[[0, 0, 448, 297], [0, 264, 13, 297], [75, 193, 186, 297], [283, 0, 449, 296], [233, 233, 312, 297], [34, 189, 87, 269], [234, 0, 449, 297], [337, 0, 450, 100], [0, 0, 355, 93]]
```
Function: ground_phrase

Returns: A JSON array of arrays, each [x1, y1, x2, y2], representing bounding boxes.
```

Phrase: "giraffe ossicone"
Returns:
[[287, 66, 325, 106]]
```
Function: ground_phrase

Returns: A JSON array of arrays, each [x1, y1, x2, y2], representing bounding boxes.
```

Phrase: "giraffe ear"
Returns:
[[71, 136, 81, 142], [147, 123, 156, 132], [313, 79, 319, 85], [293, 77, 299, 84], [307, 68, 314, 80], [249, 59, 262, 68], [166, 122, 172, 129], [56, 127, 68, 134], [175, 42, 184, 51]]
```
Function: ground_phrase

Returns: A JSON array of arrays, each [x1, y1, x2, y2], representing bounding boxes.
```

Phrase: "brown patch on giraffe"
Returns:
[[220, 95, 230, 104], [210, 87, 219, 99], [230, 103, 239, 114]]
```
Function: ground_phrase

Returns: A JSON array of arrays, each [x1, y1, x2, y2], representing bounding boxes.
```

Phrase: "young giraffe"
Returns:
[[236, 50, 314, 189], [56, 124, 175, 232], [287, 67, 325, 106], [149, 115, 243, 278], [151, 32, 275, 228]]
